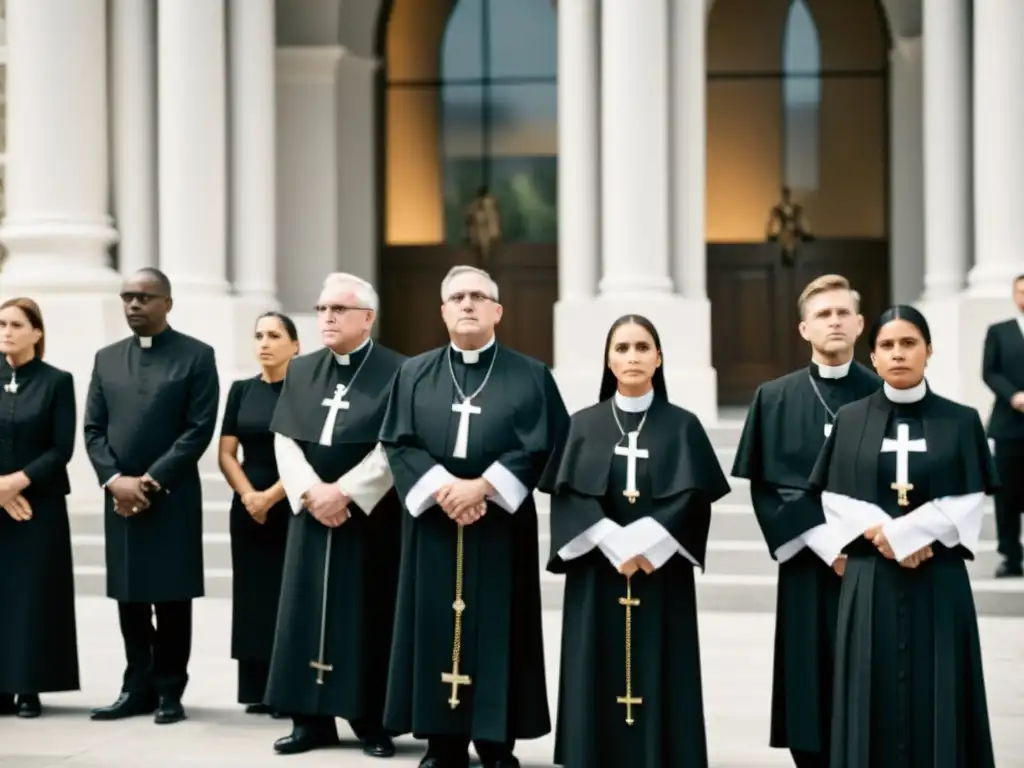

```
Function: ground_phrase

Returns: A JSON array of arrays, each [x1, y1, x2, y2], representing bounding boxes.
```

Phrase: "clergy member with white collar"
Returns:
[[537, 314, 729, 768], [808, 305, 998, 768], [731, 274, 879, 768], [262, 272, 405, 759], [84, 268, 220, 726], [378, 265, 570, 768]]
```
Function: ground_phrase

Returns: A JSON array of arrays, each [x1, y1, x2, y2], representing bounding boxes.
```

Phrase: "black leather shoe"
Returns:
[[15, 694, 41, 718], [995, 561, 1023, 578], [154, 695, 186, 724], [245, 703, 272, 715], [90, 691, 157, 721], [0, 694, 16, 716], [362, 733, 396, 758], [273, 725, 339, 755], [482, 758, 520, 768], [418, 755, 469, 768]]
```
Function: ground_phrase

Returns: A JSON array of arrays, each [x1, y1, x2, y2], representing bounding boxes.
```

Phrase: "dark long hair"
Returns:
[[0, 297, 45, 359], [255, 311, 299, 341], [598, 314, 668, 402], [868, 304, 932, 349]]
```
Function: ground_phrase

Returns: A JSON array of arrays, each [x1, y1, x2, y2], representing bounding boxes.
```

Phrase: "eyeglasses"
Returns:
[[120, 292, 166, 304], [314, 304, 370, 315], [445, 291, 495, 305]]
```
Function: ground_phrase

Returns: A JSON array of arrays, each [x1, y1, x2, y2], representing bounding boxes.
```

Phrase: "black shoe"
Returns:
[[90, 691, 157, 721], [995, 561, 1023, 578], [361, 732, 396, 758], [482, 758, 520, 768], [15, 694, 41, 718], [418, 754, 470, 768], [154, 695, 186, 724], [245, 703, 272, 715], [0, 694, 15, 716], [272, 725, 340, 755]]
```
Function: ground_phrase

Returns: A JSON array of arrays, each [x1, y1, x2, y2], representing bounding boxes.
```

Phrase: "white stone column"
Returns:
[[671, 0, 706, 299], [229, 0, 277, 306], [157, 0, 229, 294], [0, 0, 120, 290], [110, 0, 158, 277], [969, 0, 1024, 297], [599, 0, 673, 294], [922, 2, 969, 300], [889, 37, 924, 304], [556, 0, 599, 301]]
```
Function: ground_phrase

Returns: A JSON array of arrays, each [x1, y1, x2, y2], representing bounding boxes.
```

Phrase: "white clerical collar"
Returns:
[[450, 335, 496, 365], [884, 379, 927, 404], [139, 336, 152, 349], [333, 337, 370, 366], [1016, 316, 1024, 338], [813, 359, 851, 379], [614, 389, 654, 413]]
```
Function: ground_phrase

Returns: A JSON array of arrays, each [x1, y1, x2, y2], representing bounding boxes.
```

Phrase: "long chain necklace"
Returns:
[[447, 344, 499, 403], [611, 399, 649, 439]]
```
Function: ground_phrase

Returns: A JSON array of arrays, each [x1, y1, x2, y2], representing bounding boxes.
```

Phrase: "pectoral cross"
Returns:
[[3, 374, 17, 394], [880, 423, 926, 507], [441, 661, 472, 709], [451, 398, 481, 459], [616, 577, 643, 724], [824, 423, 833, 438], [309, 659, 333, 684], [318, 384, 350, 446], [614, 431, 649, 504]]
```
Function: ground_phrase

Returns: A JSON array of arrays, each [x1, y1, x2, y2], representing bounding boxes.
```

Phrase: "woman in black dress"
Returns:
[[218, 311, 299, 714], [811, 305, 997, 767], [0, 298, 79, 718]]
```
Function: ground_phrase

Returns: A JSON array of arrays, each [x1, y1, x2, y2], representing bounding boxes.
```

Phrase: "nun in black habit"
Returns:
[[538, 315, 730, 768], [809, 305, 997, 768]]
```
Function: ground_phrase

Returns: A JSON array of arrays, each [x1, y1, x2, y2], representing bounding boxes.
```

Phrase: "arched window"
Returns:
[[781, 0, 821, 193], [386, 0, 557, 245]]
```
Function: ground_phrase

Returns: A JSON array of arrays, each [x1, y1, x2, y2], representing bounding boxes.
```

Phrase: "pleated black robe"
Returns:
[[0, 358, 79, 695], [731, 361, 879, 755], [538, 396, 730, 768], [810, 388, 997, 768]]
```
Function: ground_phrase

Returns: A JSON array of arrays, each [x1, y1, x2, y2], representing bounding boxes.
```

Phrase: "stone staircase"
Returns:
[[68, 414, 1024, 617]]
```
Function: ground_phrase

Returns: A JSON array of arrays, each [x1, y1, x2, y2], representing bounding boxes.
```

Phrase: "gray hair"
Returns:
[[321, 272, 379, 312], [440, 265, 500, 301]]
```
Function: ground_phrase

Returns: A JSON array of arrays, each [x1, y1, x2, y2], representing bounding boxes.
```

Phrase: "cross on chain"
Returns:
[[880, 423, 927, 506], [319, 384, 350, 446], [614, 431, 649, 504], [441, 661, 472, 709], [451, 398, 482, 459], [309, 659, 333, 685]]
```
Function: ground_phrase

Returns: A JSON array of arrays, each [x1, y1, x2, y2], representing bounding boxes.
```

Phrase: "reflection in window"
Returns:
[[387, 0, 557, 245], [782, 0, 820, 193]]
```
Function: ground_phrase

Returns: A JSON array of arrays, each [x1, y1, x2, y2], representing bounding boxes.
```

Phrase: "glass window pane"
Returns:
[[442, 0, 485, 80], [782, 0, 820, 193], [386, 86, 445, 244], [487, 0, 557, 79], [442, 84, 485, 244], [486, 83, 557, 243]]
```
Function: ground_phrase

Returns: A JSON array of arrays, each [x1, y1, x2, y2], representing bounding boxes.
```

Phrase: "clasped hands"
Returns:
[[864, 524, 933, 568], [108, 474, 161, 517], [0, 473, 31, 522], [435, 478, 491, 526], [240, 490, 275, 525], [301, 483, 351, 528]]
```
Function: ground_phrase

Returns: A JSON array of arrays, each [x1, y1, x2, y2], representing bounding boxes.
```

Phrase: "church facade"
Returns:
[[0, 0, 1020, 502]]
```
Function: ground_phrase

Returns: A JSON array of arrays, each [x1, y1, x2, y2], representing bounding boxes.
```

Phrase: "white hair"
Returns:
[[321, 272, 379, 312], [440, 265, 499, 301]]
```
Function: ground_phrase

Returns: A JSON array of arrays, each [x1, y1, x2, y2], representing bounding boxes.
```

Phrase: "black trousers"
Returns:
[[791, 748, 829, 768], [425, 734, 516, 764], [994, 440, 1024, 564], [117, 600, 192, 698], [291, 712, 387, 740]]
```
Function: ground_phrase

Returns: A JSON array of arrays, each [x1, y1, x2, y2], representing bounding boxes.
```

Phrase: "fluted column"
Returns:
[[157, 0, 229, 294], [969, 0, 1024, 297], [922, 0, 969, 299], [599, 0, 673, 295], [229, 0, 277, 305], [110, 0, 158, 277], [556, 0, 599, 301], [671, 0, 706, 299], [0, 0, 119, 290]]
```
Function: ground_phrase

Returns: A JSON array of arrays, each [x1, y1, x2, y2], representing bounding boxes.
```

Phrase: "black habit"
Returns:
[[538, 393, 729, 768], [0, 358, 80, 695], [810, 386, 998, 768], [731, 360, 879, 757], [219, 376, 290, 704], [264, 342, 405, 732], [379, 342, 570, 750]]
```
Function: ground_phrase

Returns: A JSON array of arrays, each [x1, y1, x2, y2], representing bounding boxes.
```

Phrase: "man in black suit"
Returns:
[[982, 274, 1024, 577]]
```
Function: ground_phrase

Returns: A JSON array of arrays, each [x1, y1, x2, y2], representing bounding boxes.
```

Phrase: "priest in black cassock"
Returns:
[[83, 268, 220, 725], [810, 305, 997, 768], [0, 298, 79, 719], [731, 274, 879, 768], [379, 265, 570, 768], [264, 273, 405, 759], [538, 315, 729, 768]]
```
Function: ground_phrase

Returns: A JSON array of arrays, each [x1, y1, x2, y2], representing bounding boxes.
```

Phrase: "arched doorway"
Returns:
[[706, 0, 892, 404], [374, 0, 559, 362]]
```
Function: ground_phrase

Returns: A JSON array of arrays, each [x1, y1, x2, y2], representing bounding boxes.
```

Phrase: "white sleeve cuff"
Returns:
[[801, 522, 848, 566], [404, 464, 458, 517], [274, 434, 323, 514], [103, 473, 122, 488], [819, 491, 892, 551], [336, 443, 394, 514], [883, 493, 985, 560], [483, 461, 530, 513], [558, 517, 621, 563], [613, 517, 698, 570], [773, 536, 807, 564]]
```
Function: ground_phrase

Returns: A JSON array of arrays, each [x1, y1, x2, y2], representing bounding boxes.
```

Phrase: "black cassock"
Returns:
[[264, 342, 405, 729], [731, 361, 879, 756], [538, 394, 730, 768], [379, 342, 570, 746], [0, 358, 79, 695], [83, 328, 220, 603], [810, 387, 997, 768], [219, 376, 291, 704]]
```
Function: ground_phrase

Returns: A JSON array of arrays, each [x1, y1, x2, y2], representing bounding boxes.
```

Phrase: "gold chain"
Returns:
[[441, 523, 472, 708], [616, 575, 642, 724]]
